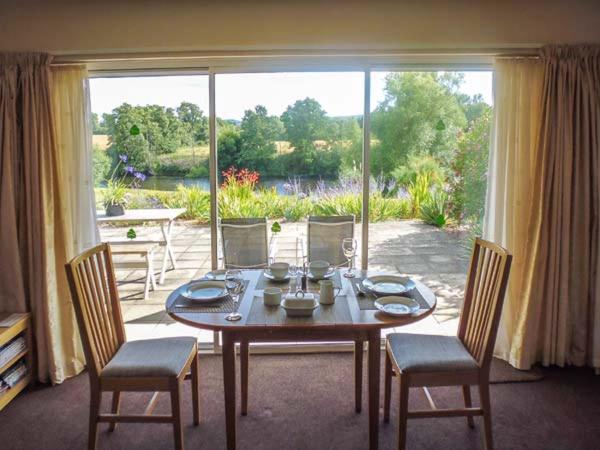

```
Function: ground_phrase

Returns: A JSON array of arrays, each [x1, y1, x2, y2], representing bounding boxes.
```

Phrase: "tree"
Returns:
[[449, 106, 492, 225], [238, 105, 283, 174], [103, 103, 191, 171], [91, 113, 107, 134], [177, 101, 209, 144], [370, 72, 467, 176], [281, 98, 331, 175], [217, 126, 242, 174]]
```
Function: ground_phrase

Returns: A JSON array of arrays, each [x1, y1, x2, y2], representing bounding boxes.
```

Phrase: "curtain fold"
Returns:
[[487, 45, 600, 370], [0, 53, 92, 383], [485, 58, 545, 367]]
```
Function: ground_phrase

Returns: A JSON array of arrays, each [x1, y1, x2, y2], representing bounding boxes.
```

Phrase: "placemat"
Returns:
[[246, 295, 352, 325], [168, 280, 250, 314], [350, 277, 430, 311], [255, 269, 343, 290]]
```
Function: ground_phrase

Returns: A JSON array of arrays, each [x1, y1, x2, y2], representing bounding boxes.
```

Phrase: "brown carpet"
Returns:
[[1, 353, 599, 450]]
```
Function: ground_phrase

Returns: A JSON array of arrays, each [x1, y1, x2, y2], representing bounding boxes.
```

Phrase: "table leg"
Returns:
[[159, 220, 177, 284], [222, 332, 237, 450], [240, 340, 249, 416], [355, 340, 363, 413], [368, 330, 381, 450]]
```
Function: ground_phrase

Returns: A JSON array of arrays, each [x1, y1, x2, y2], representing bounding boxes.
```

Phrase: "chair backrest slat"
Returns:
[[458, 238, 512, 370], [307, 215, 355, 267], [220, 217, 269, 269], [65, 243, 126, 377]]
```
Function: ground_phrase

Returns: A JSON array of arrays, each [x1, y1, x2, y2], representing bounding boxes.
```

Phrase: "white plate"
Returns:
[[181, 280, 228, 303], [263, 270, 291, 282], [362, 275, 415, 296], [205, 270, 227, 281], [307, 269, 335, 281], [374, 296, 420, 316]]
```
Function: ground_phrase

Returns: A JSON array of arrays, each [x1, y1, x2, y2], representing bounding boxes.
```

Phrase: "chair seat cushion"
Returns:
[[387, 334, 478, 373], [101, 337, 196, 378]]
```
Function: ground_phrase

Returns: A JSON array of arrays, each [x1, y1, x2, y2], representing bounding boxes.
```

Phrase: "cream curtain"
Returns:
[[485, 58, 545, 367], [0, 53, 94, 383], [51, 66, 100, 253], [487, 46, 600, 371]]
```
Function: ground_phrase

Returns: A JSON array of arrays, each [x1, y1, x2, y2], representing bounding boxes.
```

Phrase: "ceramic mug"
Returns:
[[318, 280, 340, 305], [309, 260, 330, 279], [264, 287, 282, 306], [269, 262, 290, 280]]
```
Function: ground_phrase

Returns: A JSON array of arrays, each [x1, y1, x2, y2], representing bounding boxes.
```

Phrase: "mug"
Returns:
[[269, 262, 289, 280], [318, 280, 341, 305], [264, 287, 282, 306], [309, 260, 330, 279]]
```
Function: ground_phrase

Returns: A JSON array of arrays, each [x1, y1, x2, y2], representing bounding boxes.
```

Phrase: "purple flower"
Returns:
[[119, 154, 128, 163], [125, 165, 134, 174], [134, 172, 146, 181]]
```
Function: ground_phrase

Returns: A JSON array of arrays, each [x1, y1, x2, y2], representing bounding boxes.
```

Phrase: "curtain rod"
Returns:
[[51, 47, 540, 65]]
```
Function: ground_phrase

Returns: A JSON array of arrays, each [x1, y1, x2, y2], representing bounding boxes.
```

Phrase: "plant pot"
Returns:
[[105, 204, 125, 217]]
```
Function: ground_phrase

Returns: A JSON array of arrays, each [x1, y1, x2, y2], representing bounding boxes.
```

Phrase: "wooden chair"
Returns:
[[383, 238, 512, 450], [65, 243, 200, 450]]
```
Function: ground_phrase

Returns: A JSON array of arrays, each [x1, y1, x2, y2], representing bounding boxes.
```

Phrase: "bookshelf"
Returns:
[[0, 312, 31, 411]]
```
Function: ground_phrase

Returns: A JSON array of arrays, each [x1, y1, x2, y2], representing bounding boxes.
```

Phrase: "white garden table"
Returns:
[[96, 208, 186, 283]]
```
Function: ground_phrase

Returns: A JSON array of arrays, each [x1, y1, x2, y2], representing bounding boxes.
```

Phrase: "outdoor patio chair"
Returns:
[[219, 217, 276, 269], [383, 238, 512, 450], [304, 215, 355, 267], [65, 243, 200, 450]]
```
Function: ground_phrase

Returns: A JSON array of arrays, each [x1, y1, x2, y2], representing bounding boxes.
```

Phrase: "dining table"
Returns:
[[166, 269, 436, 450]]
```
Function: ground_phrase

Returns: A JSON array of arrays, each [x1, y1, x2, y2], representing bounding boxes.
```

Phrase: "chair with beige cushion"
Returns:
[[383, 238, 512, 450], [65, 243, 200, 450]]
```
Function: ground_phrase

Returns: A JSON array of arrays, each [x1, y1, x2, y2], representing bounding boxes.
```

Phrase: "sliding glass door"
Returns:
[[214, 71, 365, 270]]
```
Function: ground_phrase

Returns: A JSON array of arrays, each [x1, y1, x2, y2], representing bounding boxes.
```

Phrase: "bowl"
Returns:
[[308, 260, 330, 279], [281, 297, 319, 317], [269, 262, 290, 280]]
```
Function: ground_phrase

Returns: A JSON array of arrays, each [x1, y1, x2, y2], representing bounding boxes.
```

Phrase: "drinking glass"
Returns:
[[342, 238, 358, 278], [224, 269, 244, 321], [288, 264, 299, 294]]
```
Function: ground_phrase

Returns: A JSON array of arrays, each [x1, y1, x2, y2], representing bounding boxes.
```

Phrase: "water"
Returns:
[[140, 176, 336, 194]]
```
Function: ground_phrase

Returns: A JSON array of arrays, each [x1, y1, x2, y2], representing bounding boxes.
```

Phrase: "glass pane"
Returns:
[[215, 72, 364, 271], [369, 71, 493, 333], [90, 75, 213, 343]]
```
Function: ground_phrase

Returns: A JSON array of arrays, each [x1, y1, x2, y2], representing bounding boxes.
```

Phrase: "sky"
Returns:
[[90, 71, 493, 121]]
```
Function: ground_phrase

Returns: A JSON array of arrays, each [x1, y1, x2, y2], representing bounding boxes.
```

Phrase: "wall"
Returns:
[[1, 0, 600, 55]]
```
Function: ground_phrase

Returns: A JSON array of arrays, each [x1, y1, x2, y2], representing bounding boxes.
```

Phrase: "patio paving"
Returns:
[[100, 220, 471, 345]]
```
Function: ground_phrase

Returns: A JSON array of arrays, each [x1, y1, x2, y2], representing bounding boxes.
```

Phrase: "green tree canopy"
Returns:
[[217, 126, 242, 174], [238, 105, 283, 174], [177, 101, 208, 144], [370, 72, 467, 176], [281, 98, 332, 175]]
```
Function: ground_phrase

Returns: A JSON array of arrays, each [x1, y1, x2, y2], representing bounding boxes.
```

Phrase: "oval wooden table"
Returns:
[[166, 270, 436, 450]]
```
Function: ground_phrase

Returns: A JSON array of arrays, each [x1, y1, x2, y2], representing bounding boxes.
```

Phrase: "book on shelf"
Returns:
[[0, 313, 28, 328], [1, 360, 28, 389], [0, 336, 27, 367]]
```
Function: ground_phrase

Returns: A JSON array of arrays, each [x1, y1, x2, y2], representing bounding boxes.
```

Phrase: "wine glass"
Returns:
[[224, 269, 244, 321], [342, 238, 358, 278]]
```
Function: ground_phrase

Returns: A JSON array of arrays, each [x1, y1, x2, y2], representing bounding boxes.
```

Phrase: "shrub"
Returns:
[[407, 173, 432, 216], [164, 185, 210, 221], [392, 154, 446, 188], [420, 189, 452, 228], [92, 146, 111, 186], [186, 164, 209, 178]]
